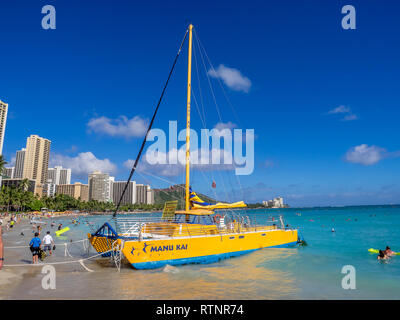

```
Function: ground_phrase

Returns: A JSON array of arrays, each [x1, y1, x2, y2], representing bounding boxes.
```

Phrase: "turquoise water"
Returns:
[[49, 205, 400, 299]]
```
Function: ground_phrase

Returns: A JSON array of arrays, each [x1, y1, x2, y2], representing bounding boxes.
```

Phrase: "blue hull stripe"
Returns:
[[131, 241, 298, 269]]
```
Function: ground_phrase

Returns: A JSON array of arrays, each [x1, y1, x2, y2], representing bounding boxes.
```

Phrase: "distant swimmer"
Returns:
[[377, 250, 388, 260], [384, 246, 396, 257], [331, 228, 335, 232]]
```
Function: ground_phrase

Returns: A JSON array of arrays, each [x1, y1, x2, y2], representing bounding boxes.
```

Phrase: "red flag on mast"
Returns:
[[212, 180, 216, 188]]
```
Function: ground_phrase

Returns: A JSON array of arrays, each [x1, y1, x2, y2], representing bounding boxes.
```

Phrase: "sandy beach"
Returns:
[[0, 217, 99, 299], [2, 206, 400, 300]]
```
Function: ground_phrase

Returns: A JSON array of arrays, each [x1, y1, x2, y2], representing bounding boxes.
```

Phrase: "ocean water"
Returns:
[[7, 205, 400, 299]]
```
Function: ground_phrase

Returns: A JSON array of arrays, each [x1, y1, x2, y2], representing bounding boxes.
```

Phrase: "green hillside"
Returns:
[[154, 184, 216, 210]]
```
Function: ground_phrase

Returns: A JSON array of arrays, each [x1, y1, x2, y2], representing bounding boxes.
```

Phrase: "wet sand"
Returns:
[[0, 216, 300, 300]]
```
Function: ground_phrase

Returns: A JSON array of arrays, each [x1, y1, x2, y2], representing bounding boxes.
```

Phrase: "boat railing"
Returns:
[[115, 213, 286, 239]]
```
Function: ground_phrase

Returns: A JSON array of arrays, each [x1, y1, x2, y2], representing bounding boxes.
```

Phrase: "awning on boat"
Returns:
[[189, 188, 247, 210]]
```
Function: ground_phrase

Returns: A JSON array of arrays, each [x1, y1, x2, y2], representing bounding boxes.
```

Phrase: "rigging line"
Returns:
[[139, 170, 186, 191], [193, 37, 207, 127], [194, 33, 232, 203], [195, 30, 245, 202], [193, 31, 223, 122], [113, 28, 189, 218], [193, 39, 221, 194], [135, 171, 183, 203], [194, 30, 242, 127], [191, 88, 207, 128]]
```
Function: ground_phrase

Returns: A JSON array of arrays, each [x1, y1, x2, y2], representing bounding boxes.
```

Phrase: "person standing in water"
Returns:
[[29, 232, 41, 264], [0, 226, 4, 270], [42, 231, 54, 255]]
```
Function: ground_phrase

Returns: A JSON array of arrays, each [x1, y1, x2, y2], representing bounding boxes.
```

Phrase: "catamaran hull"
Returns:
[[121, 229, 298, 269]]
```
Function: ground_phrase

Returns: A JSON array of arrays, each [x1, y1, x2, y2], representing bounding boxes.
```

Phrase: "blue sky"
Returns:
[[1, 0, 399, 206]]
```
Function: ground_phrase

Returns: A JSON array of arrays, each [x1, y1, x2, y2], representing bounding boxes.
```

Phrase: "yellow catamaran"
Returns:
[[88, 24, 299, 269]]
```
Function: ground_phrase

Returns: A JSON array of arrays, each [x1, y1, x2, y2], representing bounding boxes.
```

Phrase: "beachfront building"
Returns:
[[47, 166, 71, 185], [14, 148, 26, 179], [112, 181, 137, 205], [0, 100, 8, 155], [57, 182, 89, 202], [88, 171, 113, 202], [22, 135, 51, 196], [136, 184, 155, 205], [1, 178, 36, 193], [147, 187, 155, 205], [3, 167, 14, 179], [108, 176, 115, 202], [263, 197, 285, 208], [43, 182, 57, 197]]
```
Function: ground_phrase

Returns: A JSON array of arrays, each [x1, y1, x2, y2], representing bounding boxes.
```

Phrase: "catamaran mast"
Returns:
[[185, 24, 193, 211]]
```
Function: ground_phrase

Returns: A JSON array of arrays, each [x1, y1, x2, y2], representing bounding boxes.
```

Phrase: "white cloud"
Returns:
[[345, 144, 387, 165], [51, 152, 117, 178], [8, 156, 16, 166], [214, 121, 237, 131], [87, 115, 148, 138], [208, 64, 251, 93], [326, 105, 358, 121], [327, 105, 351, 114], [342, 114, 358, 121], [212, 122, 256, 143], [125, 147, 236, 177]]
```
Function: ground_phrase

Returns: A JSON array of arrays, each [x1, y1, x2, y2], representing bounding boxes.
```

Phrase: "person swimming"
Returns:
[[384, 246, 396, 257], [377, 250, 388, 260]]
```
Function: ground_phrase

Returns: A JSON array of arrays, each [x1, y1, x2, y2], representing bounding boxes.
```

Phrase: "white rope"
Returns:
[[4, 238, 89, 249], [79, 259, 94, 272], [64, 243, 73, 258], [3, 249, 113, 268]]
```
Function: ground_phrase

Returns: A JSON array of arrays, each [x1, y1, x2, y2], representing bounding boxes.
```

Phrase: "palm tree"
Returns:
[[0, 155, 7, 178], [19, 178, 30, 192]]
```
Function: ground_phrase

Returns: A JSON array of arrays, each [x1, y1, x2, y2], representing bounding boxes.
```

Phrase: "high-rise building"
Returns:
[[108, 176, 115, 202], [14, 148, 26, 179], [146, 186, 155, 205], [22, 135, 51, 188], [136, 184, 154, 204], [57, 182, 89, 202], [0, 100, 8, 155], [43, 182, 56, 197], [112, 181, 137, 205], [47, 166, 71, 185], [59, 167, 71, 185], [136, 184, 147, 204], [3, 167, 14, 179], [88, 171, 112, 202]]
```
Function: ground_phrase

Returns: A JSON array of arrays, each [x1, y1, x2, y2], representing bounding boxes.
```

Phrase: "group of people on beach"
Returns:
[[29, 231, 55, 264], [377, 246, 396, 260]]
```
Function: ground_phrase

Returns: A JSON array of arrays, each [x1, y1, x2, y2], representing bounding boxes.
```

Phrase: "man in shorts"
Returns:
[[42, 231, 54, 255], [29, 232, 41, 264]]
